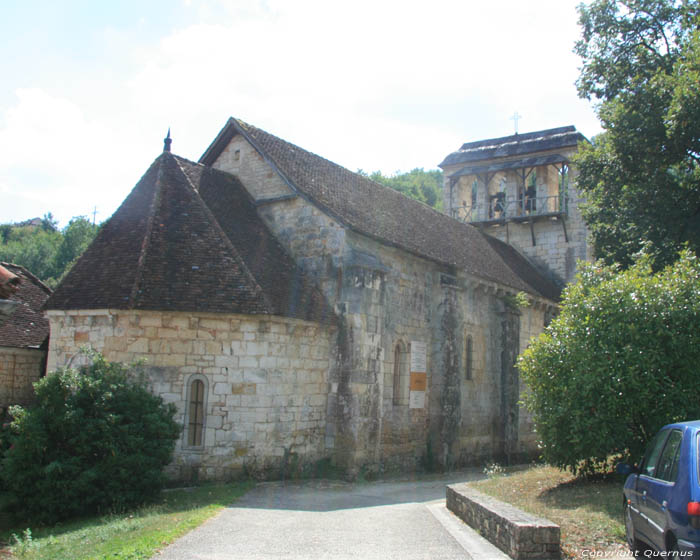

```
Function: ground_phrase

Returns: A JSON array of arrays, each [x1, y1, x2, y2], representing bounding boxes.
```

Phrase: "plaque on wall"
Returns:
[[409, 340, 427, 409]]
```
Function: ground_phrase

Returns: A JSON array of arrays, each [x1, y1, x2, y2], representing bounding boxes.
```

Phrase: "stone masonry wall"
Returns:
[[447, 483, 560, 560], [0, 347, 44, 410], [213, 135, 294, 201], [215, 133, 551, 474], [46, 309, 334, 481]]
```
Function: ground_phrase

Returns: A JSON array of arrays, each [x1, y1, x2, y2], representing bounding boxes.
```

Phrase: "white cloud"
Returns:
[[0, 0, 601, 225]]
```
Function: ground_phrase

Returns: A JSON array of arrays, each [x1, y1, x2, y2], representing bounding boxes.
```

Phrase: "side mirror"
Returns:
[[616, 463, 638, 476]]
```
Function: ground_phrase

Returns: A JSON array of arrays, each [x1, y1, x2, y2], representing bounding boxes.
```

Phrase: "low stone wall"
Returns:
[[446, 483, 560, 560]]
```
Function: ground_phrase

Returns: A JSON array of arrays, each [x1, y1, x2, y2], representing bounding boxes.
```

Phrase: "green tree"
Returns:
[[518, 250, 700, 474], [2, 352, 180, 522], [574, 0, 700, 268], [359, 168, 443, 209], [0, 216, 98, 287]]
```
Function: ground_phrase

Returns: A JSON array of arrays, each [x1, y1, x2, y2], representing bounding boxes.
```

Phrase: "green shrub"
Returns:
[[1, 352, 181, 522], [519, 250, 700, 474]]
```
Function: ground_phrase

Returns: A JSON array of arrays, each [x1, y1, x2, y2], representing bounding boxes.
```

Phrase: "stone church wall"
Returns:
[[214, 134, 549, 475], [0, 347, 44, 411], [46, 309, 334, 481]]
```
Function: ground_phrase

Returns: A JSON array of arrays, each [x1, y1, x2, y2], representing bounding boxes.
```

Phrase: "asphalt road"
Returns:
[[153, 471, 510, 560]]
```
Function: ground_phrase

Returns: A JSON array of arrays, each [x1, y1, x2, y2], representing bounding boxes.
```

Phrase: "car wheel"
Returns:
[[624, 499, 642, 553]]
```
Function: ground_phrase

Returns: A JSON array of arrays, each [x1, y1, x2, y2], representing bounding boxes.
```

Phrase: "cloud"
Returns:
[[0, 0, 601, 225]]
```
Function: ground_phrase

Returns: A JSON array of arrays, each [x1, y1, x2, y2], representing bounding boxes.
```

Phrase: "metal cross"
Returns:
[[510, 112, 522, 134]]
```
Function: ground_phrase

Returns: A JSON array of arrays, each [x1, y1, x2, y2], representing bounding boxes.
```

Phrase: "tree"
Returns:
[[518, 250, 700, 474], [1, 352, 180, 522], [0, 216, 98, 287], [359, 168, 443, 209], [574, 0, 700, 268]]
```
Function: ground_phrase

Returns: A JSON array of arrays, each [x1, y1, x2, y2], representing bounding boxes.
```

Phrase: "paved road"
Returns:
[[153, 470, 510, 560]]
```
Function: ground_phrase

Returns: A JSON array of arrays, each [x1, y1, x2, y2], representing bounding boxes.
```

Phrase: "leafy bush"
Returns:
[[1, 352, 181, 522], [519, 250, 700, 474]]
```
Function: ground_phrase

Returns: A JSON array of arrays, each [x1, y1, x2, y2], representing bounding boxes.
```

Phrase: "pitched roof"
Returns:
[[201, 118, 561, 301], [46, 152, 335, 324], [439, 126, 587, 168], [0, 265, 21, 299], [0, 263, 51, 349]]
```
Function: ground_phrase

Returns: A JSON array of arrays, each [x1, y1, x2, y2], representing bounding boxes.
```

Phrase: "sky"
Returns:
[[0, 0, 603, 227]]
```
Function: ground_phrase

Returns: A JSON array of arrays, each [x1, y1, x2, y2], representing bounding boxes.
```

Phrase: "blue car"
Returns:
[[619, 420, 700, 556]]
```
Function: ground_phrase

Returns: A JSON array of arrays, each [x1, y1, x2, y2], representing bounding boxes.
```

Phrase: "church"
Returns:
[[43, 118, 589, 480]]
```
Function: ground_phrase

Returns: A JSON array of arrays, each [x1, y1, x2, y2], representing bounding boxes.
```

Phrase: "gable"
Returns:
[[211, 133, 295, 202], [201, 118, 561, 301]]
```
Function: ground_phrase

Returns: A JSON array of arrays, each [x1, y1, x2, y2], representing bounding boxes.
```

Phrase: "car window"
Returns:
[[656, 430, 683, 482], [641, 430, 670, 477]]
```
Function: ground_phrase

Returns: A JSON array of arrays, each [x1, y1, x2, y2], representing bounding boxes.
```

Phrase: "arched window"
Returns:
[[465, 335, 473, 380], [471, 179, 478, 207], [186, 376, 207, 447], [393, 344, 402, 405]]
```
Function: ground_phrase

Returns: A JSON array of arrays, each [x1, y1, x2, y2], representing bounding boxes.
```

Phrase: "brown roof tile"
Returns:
[[201, 118, 560, 300], [0, 263, 51, 349], [46, 153, 335, 323]]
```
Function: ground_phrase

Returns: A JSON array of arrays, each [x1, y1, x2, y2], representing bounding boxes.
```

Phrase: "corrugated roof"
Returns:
[[0, 263, 51, 349], [201, 118, 561, 301], [46, 152, 335, 324], [439, 126, 587, 168]]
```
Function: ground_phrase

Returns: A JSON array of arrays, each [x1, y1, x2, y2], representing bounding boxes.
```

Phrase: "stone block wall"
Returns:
[[446, 483, 560, 560], [214, 132, 551, 474], [0, 347, 44, 410], [213, 134, 294, 201], [46, 309, 334, 481]]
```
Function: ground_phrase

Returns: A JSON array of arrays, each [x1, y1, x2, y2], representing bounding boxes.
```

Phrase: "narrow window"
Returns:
[[471, 179, 478, 207], [465, 335, 473, 380], [234, 149, 241, 161], [393, 344, 402, 405], [187, 379, 205, 447]]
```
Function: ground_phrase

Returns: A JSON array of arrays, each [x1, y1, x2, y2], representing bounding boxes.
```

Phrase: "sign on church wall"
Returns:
[[409, 340, 427, 409]]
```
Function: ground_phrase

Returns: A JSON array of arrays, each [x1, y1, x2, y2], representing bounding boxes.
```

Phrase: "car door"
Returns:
[[635, 429, 672, 547], [639, 429, 683, 550], [644, 429, 683, 550]]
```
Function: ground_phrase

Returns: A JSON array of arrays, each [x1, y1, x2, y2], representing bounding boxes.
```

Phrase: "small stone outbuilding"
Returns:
[[0, 263, 51, 412], [45, 118, 570, 480]]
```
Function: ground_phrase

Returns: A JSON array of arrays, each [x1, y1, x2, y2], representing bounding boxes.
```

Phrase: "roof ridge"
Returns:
[[234, 118, 447, 215], [128, 153, 167, 308], [172, 158, 274, 314]]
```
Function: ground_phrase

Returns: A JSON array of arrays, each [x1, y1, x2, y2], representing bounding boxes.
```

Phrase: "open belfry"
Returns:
[[42, 119, 589, 479]]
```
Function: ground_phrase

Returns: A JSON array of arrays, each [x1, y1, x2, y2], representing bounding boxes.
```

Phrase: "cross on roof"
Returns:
[[510, 112, 522, 134]]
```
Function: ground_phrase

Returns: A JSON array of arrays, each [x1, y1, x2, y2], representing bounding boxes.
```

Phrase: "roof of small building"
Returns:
[[45, 152, 335, 324], [0, 263, 51, 349], [201, 118, 561, 301], [439, 126, 587, 168]]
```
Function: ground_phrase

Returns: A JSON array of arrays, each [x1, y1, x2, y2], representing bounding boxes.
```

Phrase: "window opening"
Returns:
[[187, 379, 205, 447]]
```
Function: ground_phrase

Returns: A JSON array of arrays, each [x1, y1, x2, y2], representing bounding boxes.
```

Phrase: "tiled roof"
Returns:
[[439, 126, 587, 168], [0, 263, 51, 349], [201, 118, 561, 300], [46, 153, 335, 324], [0, 265, 20, 299]]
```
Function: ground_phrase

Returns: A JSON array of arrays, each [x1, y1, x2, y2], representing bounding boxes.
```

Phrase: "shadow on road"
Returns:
[[232, 469, 487, 512]]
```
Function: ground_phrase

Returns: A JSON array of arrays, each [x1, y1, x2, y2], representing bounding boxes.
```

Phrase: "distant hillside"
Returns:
[[0, 214, 99, 289]]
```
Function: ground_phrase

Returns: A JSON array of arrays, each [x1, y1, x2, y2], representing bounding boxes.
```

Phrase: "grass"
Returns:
[[0, 481, 253, 560], [471, 464, 627, 558]]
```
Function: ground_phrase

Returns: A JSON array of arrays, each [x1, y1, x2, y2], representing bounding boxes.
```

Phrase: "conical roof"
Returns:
[[47, 152, 334, 323]]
